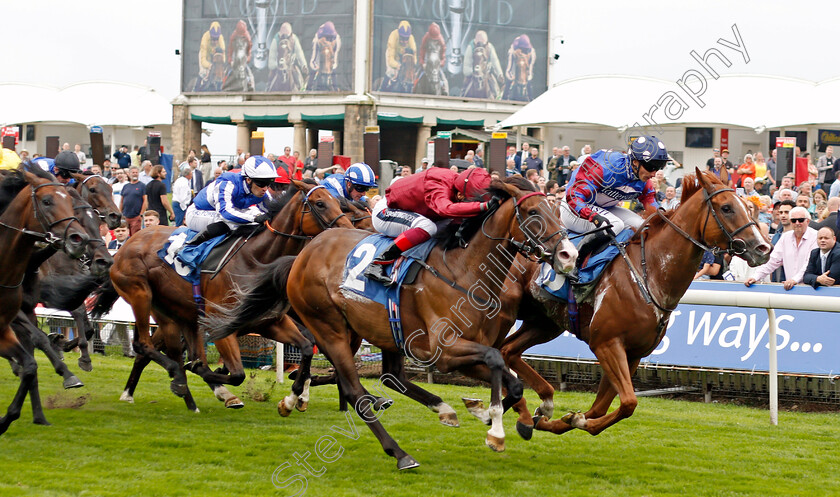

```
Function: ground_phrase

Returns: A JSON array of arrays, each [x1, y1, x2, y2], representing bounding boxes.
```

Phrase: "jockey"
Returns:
[[560, 135, 668, 261], [269, 22, 308, 87], [310, 21, 341, 72], [199, 21, 226, 78], [228, 20, 253, 65], [52, 150, 82, 185], [418, 22, 446, 69], [322, 162, 377, 203], [363, 167, 496, 285], [185, 155, 277, 245], [385, 20, 417, 80]]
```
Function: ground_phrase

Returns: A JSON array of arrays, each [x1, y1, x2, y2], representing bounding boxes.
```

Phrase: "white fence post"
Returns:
[[276, 342, 284, 384], [767, 308, 777, 426]]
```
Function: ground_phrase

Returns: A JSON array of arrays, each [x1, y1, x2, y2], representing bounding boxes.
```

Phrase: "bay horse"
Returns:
[[206, 177, 578, 469], [379, 50, 416, 94], [194, 51, 226, 92], [0, 168, 89, 435], [87, 182, 352, 412], [502, 49, 532, 102], [70, 173, 122, 230], [308, 37, 338, 91], [493, 170, 771, 438]]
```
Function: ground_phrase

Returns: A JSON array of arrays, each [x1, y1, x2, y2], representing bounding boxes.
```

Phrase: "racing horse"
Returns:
[[10, 187, 112, 425], [267, 37, 305, 92], [308, 36, 339, 91], [193, 51, 226, 92], [502, 49, 532, 102], [0, 168, 89, 435], [494, 170, 771, 438], [377, 50, 417, 94], [206, 177, 578, 469], [223, 36, 255, 92], [87, 182, 352, 412], [461, 44, 500, 99], [414, 46, 448, 96]]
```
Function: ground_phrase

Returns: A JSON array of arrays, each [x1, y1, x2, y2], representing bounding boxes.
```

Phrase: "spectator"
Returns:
[[523, 147, 543, 176], [99, 221, 114, 247], [771, 200, 795, 245], [745, 206, 818, 290], [753, 151, 770, 185], [734, 153, 756, 186], [188, 156, 204, 194], [579, 144, 592, 161], [113, 145, 131, 169], [546, 147, 560, 181], [277, 146, 296, 175], [772, 175, 795, 201], [74, 144, 87, 168], [474, 144, 485, 168], [130, 145, 141, 168], [145, 165, 175, 226], [813, 189, 828, 220], [209, 166, 223, 186], [803, 227, 840, 288], [138, 160, 153, 185], [796, 193, 812, 218], [505, 157, 517, 177], [705, 148, 721, 169], [303, 148, 318, 175], [661, 186, 680, 210], [525, 168, 539, 188], [694, 250, 722, 280], [765, 149, 778, 183], [758, 195, 773, 225], [516, 142, 530, 167], [18, 149, 29, 162], [652, 170, 670, 200], [754, 176, 768, 195], [709, 157, 729, 186], [292, 151, 305, 176], [417, 157, 430, 172], [812, 196, 840, 237], [506, 145, 521, 173], [111, 169, 128, 205], [816, 146, 836, 188], [90, 164, 102, 176], [106, 162, 120, 184], [774, 187, 796, 204], [108, 220, 130, 250], [744, 196, 770, 240], [489, 170, 501, 181], [464, 150, 476, 166], [199, 145, 213, 183], [536, 176, 547, 193], [120, 166, 147, 235], [829, 171, 840, 198], [218, 160, 229, 172], [720, 148, 734, 177], [390, 165, 412, 186], [142, 210, 160, 228], [798, 181, 813, 199], [553, 146, 575, 186], [172, 163, 193, 227], [740, 177, 758, 197]]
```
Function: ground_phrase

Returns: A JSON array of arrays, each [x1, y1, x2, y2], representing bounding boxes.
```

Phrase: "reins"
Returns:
[[264, 185, 347, 240]]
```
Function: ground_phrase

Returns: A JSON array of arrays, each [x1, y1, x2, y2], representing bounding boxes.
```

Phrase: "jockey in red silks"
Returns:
[[363, 167, 496, 285]]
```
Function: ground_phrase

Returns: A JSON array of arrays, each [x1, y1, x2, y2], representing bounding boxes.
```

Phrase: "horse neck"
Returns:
[[0, 188, 37, 287], [633, 195, 709, 310], [242, 195, 306, 264]]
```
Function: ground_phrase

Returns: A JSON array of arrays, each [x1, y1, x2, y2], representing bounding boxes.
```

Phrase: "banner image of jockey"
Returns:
[[199, 21, 226, 79], [462, 30, 503, 99], [223, 20, 256, 92], [308, 21, 343, 91], [267, 22, 308, 92], [414, 22, 449, 96], [502, 34, 535, 102]]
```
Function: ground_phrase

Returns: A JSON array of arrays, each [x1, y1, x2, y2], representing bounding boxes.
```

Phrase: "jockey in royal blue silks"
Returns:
[[184, 155, 277, 245], [560, 134, 669, 263], [322, 162, 378, 203], [51, 150, 81, 186]]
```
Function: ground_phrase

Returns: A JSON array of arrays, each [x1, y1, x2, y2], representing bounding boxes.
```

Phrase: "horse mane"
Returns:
[[231, 186, 299, 237], [436, 176, 536, 250], [629, 171, 719, 242], [0, 169, 30, 216]]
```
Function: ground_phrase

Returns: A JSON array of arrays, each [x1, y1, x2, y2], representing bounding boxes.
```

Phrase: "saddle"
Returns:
[[158, 227, 252, 286]]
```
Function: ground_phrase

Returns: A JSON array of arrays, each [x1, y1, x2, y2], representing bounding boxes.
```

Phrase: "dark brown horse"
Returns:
[[207, 178, 577, 469], [71, 173, 122, 229], [89, 182, 353, 412], [0, 168, 89, 435], [490, 170, 771, 438]]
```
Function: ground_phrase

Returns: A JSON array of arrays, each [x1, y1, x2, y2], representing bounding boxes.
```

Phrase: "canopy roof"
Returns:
[[1, 81, 172, 127], [495, 74, 840, 131]]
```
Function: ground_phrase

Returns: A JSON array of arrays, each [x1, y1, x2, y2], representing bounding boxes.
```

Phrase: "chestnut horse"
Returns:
[[490, 170, 771, 438], [88, 182, 353, 412], [0, 168, 89, 435], [207, 177, 577, 469]]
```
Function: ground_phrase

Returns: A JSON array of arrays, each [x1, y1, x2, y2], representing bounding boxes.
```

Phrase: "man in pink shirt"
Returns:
[[745, 206, 818, 290]]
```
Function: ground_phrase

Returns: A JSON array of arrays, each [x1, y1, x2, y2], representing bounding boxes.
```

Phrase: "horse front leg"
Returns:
[[15, 313, 83, 390], [534, 374, 616, 435], [68, 306, 93, 372], [0, 327, 36, 436]]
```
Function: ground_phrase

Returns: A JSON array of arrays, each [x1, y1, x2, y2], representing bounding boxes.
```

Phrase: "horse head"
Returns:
[[492, 177, 577, 274], [23, 170, 89, 258], [317, 38, 335, 74], [66, 188, 113, 278], [288, 180, 354, 236], [71, 173, 121, 229], [513, 50, 529, 84], [399, 50, 416, 84], [425, 49, 441, 85], [339, 197, 374, 231], [277, 38, 293, 72], [685, 168, 772, 266]]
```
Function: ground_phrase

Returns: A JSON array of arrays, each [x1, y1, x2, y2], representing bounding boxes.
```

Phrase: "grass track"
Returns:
[[1, 354, 839, 497]]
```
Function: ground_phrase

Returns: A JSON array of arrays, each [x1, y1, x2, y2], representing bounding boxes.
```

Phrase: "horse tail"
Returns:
[[40, 273, 102, 312], [88, 278, 120, 319], [204, 255, 296, 342]]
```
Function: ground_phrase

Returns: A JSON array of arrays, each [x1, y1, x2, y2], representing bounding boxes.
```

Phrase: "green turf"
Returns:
[[1, 354, 839, 497]]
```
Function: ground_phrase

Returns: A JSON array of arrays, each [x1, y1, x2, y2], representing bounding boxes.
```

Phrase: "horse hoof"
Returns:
[[561, 411, 586, 429], [287, 369, 299, 381], [397, 455, 420, 470], [516, 420, 534, 441], [78, 357, 93, 373], [119, 391, 134, 403], [170, 382, 189, 398], [63, 376, 84, 389], [295, 400, 308, 412], [534, 405, 552, 420], [194, 408, 201, 413], [485, 434, 505, 452], [225, 398, 245, 409], [33, 418, 51, 426], [278, 400, 293, 417], [373, 398, 393, 411], [439, 411, 459, 427]]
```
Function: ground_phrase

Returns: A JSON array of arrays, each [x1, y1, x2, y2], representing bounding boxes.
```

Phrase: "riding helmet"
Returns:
[[55, 150, 81, 173], [629, 135, 669, 171], [241, 155, 278, 179], [345, 163, 378, 187]]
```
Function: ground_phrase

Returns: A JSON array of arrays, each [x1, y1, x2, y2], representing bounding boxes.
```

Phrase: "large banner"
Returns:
[[372, 0, 549, 102], [182, 0, 354, 93], [526, 282, 840, 376]]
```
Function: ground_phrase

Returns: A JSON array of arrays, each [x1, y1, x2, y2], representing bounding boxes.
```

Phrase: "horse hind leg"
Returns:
[[380, 350, 458, 427], [0, 327, 37, 435], [69, 306, 93, 372]]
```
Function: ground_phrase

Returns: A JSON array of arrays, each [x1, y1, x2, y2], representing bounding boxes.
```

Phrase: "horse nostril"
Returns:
[[68, 233, 88, 246], [758, 243, 772, 255]]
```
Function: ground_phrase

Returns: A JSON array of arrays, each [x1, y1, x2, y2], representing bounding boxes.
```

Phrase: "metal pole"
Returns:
[[767, 308, 778, 426], [276, 342, 284, 384]]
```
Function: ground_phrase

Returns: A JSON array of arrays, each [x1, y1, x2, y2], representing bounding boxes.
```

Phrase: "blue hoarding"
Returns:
[[526, 281, 840, 376]]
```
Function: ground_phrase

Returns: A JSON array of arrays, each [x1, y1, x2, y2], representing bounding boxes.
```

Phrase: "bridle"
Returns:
[[77, 174, 113, 222], [0, 182, 81, 247], [264, 185, 347, 240], [480, 191, 569, 266]]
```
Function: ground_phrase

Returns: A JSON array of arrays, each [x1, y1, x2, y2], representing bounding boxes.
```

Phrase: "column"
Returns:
[[171, 103, 201, 163], [236, 121, 251, 157], [332, 131, 342, 156], [293, 121, 307, 157], [416, 123, 432, 170], [343, 104, 373, 162]]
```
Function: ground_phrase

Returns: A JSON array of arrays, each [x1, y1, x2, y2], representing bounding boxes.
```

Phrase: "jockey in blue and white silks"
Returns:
[[322, 162, 378, 203], [560, 135, 668, 264], [185, 155, 277, 244], [51, 150, 81, 186]]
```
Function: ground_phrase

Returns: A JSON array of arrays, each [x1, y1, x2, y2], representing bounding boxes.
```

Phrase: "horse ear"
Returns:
[[291, 180, 309, 192], [71, 172, 86, 183], [695, 167, 714, 193]]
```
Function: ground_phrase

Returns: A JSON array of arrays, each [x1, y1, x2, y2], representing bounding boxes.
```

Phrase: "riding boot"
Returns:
[[570, 231, 612, 282], [363, 243, 405, 286], [186, 221, 230, 246]]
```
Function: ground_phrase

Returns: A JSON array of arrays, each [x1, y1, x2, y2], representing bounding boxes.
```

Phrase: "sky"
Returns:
[[5, 0, 838, 154]]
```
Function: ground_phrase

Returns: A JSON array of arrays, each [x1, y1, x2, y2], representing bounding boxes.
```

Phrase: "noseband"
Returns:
[[0, 182, 82, 247]]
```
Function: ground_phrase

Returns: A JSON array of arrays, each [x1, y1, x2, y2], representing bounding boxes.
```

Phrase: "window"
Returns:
[[685, 128, 713, 148]]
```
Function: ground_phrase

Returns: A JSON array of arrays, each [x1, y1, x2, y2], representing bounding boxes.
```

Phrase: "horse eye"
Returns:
[[722, 204, 733, 214], [88, 188, 96, 194], [316, 201, 326, 208], [529, 209, 538, 215], [42, 197, 52, 206]]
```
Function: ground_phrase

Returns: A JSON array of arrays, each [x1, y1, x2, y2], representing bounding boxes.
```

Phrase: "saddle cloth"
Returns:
[[157, 227, 245, 285], [536, 228, 635, 302]]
